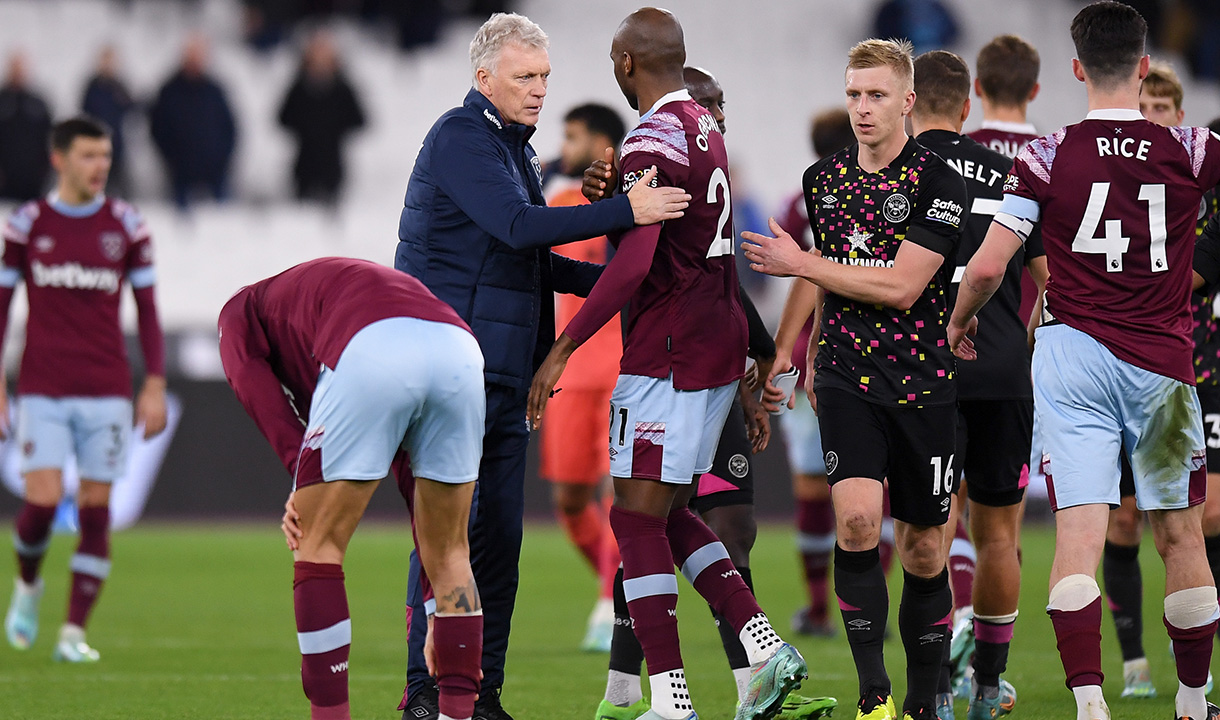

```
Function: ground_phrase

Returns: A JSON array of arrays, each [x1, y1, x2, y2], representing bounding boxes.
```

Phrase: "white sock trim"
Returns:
[[975, 610, 1019, 624], [297, 618, 352, 655], [1177, 681, 1208, 719], [1048, 574, 1101, 613], [739, 613, 783, 666], [1165, 586, 1220, 629]]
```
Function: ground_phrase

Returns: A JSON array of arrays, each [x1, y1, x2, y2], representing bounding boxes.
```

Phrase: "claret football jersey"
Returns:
[[1, 195, 155, 397], [614, 89, 747, 391], [804, 138, 968, 406], [1003, 109, 1220, 384]]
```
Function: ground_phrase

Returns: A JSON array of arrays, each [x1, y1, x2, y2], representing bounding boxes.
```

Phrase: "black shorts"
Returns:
[[816, 387, 957, 526], [1121, 384, 1220, 497], [691, 397, 754, 513], [956, 398, 1032, 507]]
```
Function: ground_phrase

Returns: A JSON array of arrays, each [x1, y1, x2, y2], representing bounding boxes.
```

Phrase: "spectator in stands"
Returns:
[[150, 34, 237, 210], [0, 52, 51, 202], [872, 0, 959, 55], [81, 46, 136, 196], [277, 30, 366, 205]]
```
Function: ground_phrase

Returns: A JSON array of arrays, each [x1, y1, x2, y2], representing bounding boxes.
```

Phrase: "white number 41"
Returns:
[[1072, 182, 1168, 273]]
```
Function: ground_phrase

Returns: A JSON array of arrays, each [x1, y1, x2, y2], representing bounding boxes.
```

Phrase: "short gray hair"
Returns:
[[470, 12, 549, 84]]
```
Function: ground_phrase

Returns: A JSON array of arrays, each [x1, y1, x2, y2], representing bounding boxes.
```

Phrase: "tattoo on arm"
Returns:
[[440, 580, 482, 614]]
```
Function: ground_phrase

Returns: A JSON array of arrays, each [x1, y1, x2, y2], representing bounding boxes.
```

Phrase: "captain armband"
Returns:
[[993, 213, 1035, 244]]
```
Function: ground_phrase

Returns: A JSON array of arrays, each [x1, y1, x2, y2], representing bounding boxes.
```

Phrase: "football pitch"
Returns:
[[0, 520, 1199, 719]]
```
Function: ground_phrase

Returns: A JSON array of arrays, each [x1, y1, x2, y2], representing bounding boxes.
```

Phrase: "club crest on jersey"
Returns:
[[883, 193, 911, 223], [32, 235, 54, 253], [99, 232, 125, 261], [728, 453, 749, 479]]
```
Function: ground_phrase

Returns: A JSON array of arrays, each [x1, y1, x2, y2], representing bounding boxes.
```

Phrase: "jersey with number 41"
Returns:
[[1005, 109, 1220, 384], [616, 90, 746, 391]]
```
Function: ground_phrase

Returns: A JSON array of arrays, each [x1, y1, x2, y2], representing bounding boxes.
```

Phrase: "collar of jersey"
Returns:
[[980, 119, 1037, 134], [1085, 108, 1144, 122], [47, 192, 104, 218], [638, 89, 692, 124]]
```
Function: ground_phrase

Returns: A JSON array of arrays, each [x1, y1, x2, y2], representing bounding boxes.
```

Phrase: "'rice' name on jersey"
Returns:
[[1003, 110, 1220, 384], [804, 138, 968, 406], [919, 129, 1043, 401], [1, 195, 157, 397], [612, 89, 746, 390]]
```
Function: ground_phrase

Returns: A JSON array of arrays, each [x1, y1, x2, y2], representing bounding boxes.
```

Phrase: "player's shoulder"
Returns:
[[622, 106, 690, 167], [105, 197, 150, 241], [802, 147, 851, 188], [3, 200, 44, 242], [1013, 126, 1069, 183], [1162, 124, 1219, 179]]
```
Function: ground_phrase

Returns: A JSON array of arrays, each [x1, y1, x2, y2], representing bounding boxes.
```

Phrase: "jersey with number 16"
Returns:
[[1006, 110, 1220, 384], [615, 90, 746, 391]]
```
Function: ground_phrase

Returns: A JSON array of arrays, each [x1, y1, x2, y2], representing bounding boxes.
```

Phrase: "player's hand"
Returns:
[[424, 613, 437, 677], [761, 358, 793, 413], [136, 376, 168, 439], [742, 218, 807, 278], [741, 390, 771, 453], [745, 355, 775, 394], [527, 337, 575, 430], [281, 492, 303, 551], [948, 316, 979, 361], [626, 166, 690, 225], [582, 147, 618, 203]]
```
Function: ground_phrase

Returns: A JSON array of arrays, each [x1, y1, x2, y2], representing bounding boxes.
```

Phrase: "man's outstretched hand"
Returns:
[[742, 218, 808, 278]]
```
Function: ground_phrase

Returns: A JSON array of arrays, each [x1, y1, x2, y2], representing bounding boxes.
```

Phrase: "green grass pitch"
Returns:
[[0, 520, 1200, 718]]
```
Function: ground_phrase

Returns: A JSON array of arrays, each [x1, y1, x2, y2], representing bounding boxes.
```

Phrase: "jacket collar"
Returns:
[[465, 88, 536, 144]]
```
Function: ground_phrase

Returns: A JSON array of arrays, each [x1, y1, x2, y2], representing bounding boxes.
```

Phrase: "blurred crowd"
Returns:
[[0, 28, 366, 210]]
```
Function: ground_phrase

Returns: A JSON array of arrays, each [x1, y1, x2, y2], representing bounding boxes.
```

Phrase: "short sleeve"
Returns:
[[619, 111, 688, 192], [904, 162, 968, 258], [115, 201, 155, 288]]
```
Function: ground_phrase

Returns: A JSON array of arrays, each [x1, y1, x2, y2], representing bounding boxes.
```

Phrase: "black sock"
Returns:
[[711, 566, 752, 670], [1102, 540, 1144, 661], [973, 617, 1013, 689], [899, 569, 952, 714], [938, 622, 953, 695], [608, 566, 645, 675], [835, 544, 890, 697]]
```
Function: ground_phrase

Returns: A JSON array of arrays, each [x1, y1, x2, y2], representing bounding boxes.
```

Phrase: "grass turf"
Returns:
[[0, 520, 1195, 719]]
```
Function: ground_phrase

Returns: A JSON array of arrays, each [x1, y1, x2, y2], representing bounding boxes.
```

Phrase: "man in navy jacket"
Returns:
[[395, 12, 689, 720]]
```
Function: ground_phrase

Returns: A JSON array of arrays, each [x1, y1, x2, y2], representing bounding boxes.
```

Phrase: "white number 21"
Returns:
[[705, 166, 733, 258]]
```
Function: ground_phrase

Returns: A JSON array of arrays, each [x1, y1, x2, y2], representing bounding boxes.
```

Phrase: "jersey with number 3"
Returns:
[[616, 90, 746, 391], [1006, 109, 1220, 384]]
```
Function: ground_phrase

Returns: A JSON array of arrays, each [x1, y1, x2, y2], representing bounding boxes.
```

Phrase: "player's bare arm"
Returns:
[[738, 380, 770, 453], [1026, 255, 1049, 349], [744, 216, 947, 310], [802, 291, 824, 411], [948, 221, 1024, 359]]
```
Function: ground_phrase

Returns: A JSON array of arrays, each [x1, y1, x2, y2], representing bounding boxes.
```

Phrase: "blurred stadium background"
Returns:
[[0, 0, 1215, 521]]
